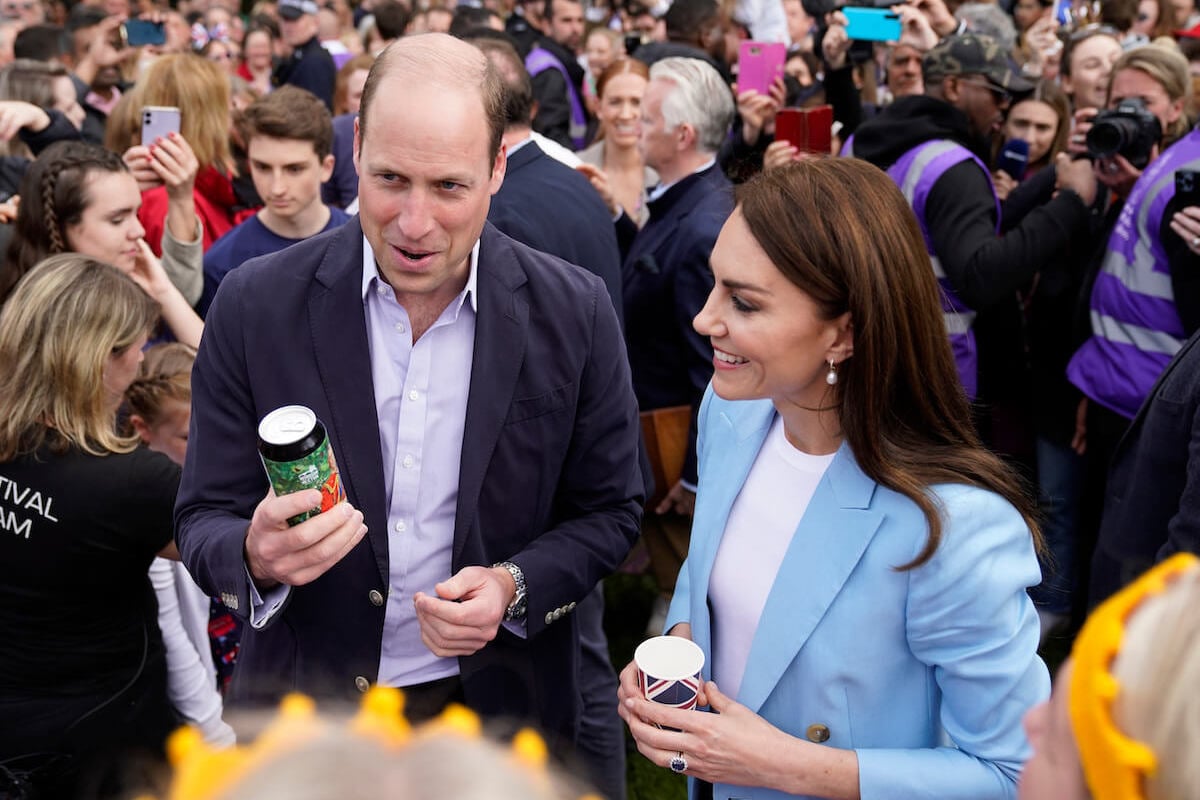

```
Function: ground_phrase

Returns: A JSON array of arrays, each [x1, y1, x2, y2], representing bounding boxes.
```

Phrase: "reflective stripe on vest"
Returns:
[[883, 139, 999, 399], [1067, 127, 1200, 419], [525, 47, 587, 149]]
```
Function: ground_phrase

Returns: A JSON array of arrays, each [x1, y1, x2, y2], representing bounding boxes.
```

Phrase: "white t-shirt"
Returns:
[[708, 416, 836, 698]]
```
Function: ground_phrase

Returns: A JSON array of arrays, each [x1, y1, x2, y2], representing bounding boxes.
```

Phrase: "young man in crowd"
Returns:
[[199, 85, 350, 315]]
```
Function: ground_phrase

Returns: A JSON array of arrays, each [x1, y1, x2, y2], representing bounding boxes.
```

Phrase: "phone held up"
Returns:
[[141, 106, 181, 146], [120, 19, 167, 47], [842, 7, 902, 41], [1175, 169, 1200, 209], [775, 105, 834, 155], [738, 41, 786, 96]]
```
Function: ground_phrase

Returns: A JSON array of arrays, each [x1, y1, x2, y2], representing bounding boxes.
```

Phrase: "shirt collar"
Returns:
[[506, 135, 535, 156], [361, 235, 480, 314], [647, 157, 716, 202]]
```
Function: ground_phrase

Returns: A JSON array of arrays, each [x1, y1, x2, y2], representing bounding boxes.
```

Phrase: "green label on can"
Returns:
[[262, 438, 345, 526]]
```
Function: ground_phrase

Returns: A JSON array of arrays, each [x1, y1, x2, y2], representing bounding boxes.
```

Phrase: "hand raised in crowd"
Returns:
[[1053, 151, 1098, 206], [1094, 152, 1145, 198], [0, 195, 18, 224], [129, 238, 205, 346], [822, 11, 851, 70], [575, 163, 620, 217], [413, 565, 515, 657], [763, 138, 800, 172], [1067, 107, 1098, 157], [736, 78, 784, 147], [892, 4, 938, 52], [905, 0, 958, 38], [146, 131, 199, 201], [75, 15, 133, 86], [0, 100, 51, 141], [244, 488, 368, 590], [1169, 205, 1200, 255], [1024, 14, 1061, 76], [992, 169, 1018, 201], [123, 144, 162, 192], [128, 238, 174, 299]]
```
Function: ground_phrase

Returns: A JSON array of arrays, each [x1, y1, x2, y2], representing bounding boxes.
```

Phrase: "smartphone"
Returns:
[[803, 105, 832, 154], [775, 108, 806, 150], [738, 41, 786, 95], [842, 7, 902, 41], [996, 139, 1030, 181], [1176, 169, 1200, 208], [141, 106, 180, 145], [122, 19, 166, 47]]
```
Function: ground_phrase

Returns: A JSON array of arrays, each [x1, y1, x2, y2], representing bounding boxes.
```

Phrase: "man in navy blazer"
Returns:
[[175, 34, 642, 749], [621, 56, 734, 602]]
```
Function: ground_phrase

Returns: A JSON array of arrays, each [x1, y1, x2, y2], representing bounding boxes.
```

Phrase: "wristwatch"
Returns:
[[493, 561, 527, 621]]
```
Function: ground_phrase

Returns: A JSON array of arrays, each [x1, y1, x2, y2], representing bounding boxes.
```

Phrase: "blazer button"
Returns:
[[806, 723, 830, 743], [368, 589, 384, 607], [355, 676, 370, 693]]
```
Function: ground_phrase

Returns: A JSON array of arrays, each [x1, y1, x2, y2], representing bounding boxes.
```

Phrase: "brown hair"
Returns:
[[239, 85, 334, 159], [333, 52, 375, 116], [736, 159, 1040, 568], [124, 342, 196, 430], [1009, 79, 1072, 168], [595, 55, 649, 98]]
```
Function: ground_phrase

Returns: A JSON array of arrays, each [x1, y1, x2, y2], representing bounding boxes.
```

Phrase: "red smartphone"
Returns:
[[738, 41, 786, 96], [775, 108, 806, 150], [803, 105, 833, 154]]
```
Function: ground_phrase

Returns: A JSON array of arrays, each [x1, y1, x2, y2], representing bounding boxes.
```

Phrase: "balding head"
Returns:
[[359, 33, 506, 159]]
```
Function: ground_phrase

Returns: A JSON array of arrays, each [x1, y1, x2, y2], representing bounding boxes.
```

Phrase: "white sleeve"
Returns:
[[150, 558, 236, 746]]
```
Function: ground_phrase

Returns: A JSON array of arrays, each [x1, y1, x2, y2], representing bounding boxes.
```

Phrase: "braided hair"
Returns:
[[123, 342, 196, 432], [0, 141, 129, 307]]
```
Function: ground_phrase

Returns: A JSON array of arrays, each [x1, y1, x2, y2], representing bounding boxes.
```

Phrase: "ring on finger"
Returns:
[[669, 752, 689, 774]]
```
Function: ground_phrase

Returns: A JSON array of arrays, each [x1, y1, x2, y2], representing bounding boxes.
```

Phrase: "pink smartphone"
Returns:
[[738, 41, 786, 96]]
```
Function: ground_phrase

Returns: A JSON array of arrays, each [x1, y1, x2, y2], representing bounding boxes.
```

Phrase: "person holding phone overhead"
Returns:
[[618, 158, 1048, 800]]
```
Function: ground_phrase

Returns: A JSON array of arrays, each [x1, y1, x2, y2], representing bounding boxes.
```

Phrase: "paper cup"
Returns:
[[634, 635, 704, 710]]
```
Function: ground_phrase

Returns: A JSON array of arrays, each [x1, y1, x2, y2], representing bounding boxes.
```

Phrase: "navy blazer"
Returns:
[[622, 164, 733, 485], [321, 112, 358, 210], [175, 218, 643, 745], [1092, 328, 1200, 605], [487, 141, 623, 327]]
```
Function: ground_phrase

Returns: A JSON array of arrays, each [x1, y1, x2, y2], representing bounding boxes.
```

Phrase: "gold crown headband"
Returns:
[[143, 687, 601, 800], [1068, 553, 1198, 800]]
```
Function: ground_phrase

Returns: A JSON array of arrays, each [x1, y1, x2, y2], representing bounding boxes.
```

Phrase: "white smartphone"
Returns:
[[140, 105, 180, 145]]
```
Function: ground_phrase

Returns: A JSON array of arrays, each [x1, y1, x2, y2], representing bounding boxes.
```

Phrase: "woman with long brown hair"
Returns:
[[618, 158, 1048, 799]]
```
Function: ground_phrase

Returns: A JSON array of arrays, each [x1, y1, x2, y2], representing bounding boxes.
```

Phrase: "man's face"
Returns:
[[248, 135, 334, 227], [950, 72, 1011, 140], [354, 75, 506, 308], [280, 12, 318, 47], [0, 0, 41, 25], [638, 77, 680, 172], [549, 0, 584, 51], [887, 44, 923, 97]]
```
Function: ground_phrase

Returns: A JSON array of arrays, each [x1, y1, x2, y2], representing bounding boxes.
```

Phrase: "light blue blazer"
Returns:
[[665, 391, 1050, 800]]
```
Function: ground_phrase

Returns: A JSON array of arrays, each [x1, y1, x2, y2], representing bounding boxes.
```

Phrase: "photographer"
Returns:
[[1065, 41, 1200, 624]]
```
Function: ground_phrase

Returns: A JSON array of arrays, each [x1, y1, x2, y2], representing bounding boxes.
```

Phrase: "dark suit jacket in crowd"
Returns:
[[175, 218, 643, 747], [1091, 328, 1200, 605], [321, 111, 358, 209], [622, 163, 733, 486], [487, 140, 623, 326]]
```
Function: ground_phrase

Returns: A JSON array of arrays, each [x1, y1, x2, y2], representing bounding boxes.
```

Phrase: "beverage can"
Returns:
[[257, 405, 345, 526]]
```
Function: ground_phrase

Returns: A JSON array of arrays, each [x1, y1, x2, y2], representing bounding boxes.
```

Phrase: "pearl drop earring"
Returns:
[[826, 359, 838, 386]]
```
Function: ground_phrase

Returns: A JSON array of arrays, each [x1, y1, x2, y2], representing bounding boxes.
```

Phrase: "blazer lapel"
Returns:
[[737, 442, 883, 713], [453, 224, 529, 563], [308, 217, 390, 586]]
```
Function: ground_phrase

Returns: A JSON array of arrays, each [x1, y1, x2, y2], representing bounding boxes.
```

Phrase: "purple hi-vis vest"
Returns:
[[1067, 128, 1200, 420], [525, 46, 587, 150], [885, 140, 1000, 400]]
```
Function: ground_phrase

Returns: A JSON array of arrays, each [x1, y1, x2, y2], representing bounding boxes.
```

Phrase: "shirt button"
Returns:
[[355, 675, 370, 692], [368, 589, 384, 606], [402, 454, 414, 469], [394, 520, 406, 532], [408, 389, 419, 401], [394, 322, 406, 334]]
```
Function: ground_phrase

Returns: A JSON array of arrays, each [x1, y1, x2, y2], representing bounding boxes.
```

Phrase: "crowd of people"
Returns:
[[0, 0, 1198, 796]]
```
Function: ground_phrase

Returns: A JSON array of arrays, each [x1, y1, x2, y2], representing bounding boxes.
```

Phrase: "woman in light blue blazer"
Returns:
[[617, 159, 1050, 800]]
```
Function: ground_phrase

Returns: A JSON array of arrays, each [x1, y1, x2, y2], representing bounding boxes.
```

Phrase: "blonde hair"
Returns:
[[1109, 39, 1192, 144], [0, 254, 159, 460], [130, 54, 235, 174], [1112, 565, 1200, 800], [124, 342, 195, 429]]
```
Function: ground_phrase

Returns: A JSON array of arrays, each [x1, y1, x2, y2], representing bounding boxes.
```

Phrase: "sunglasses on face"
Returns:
[[959, 77, 1013, 105]]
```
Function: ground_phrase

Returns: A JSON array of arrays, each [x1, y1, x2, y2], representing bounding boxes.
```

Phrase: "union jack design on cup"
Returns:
[[641, 672, 701, 709]]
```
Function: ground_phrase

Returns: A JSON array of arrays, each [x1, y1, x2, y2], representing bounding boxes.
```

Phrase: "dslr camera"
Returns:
[[1086, 98, 1162, 169]]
